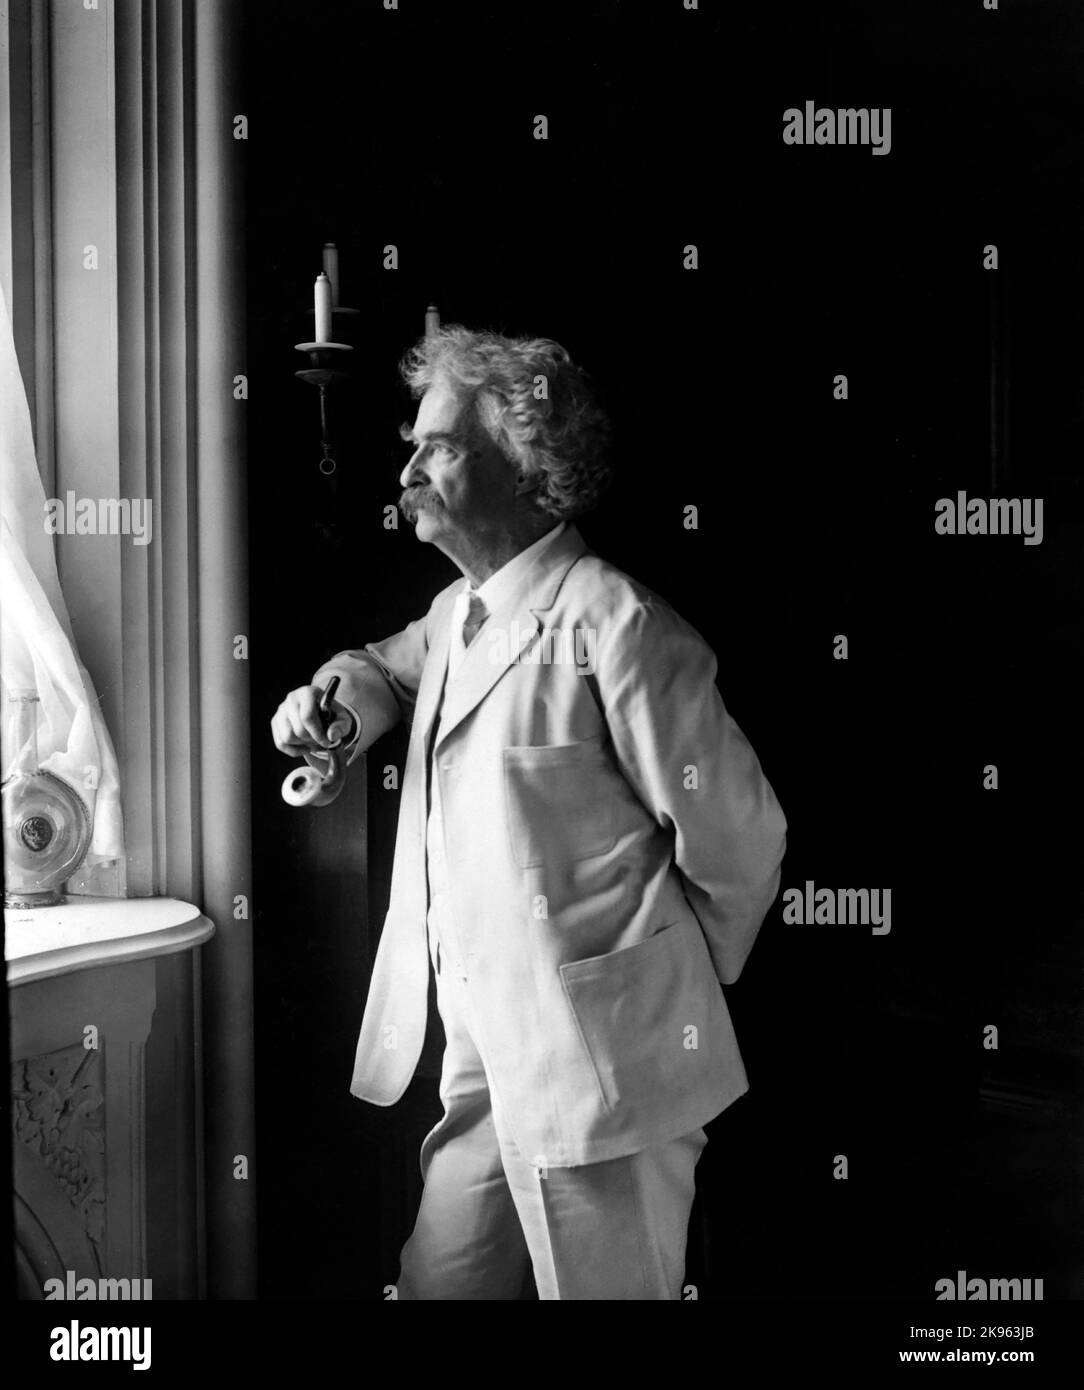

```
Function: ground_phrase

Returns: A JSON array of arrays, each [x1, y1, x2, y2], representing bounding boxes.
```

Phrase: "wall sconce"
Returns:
[[293, 256, 442, 476], [294, 243, 359, 475]]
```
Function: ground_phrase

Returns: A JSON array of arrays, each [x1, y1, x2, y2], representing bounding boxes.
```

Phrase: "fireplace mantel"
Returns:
[[6, 895, 214, 987], [9, 896, 213, 1300]]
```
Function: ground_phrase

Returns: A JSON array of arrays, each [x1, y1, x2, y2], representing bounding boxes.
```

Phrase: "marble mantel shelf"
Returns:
[[5, 896, 215, 987]]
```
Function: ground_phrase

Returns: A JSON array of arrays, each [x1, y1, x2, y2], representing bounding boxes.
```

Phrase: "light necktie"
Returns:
[[461, 590, 488, 649]]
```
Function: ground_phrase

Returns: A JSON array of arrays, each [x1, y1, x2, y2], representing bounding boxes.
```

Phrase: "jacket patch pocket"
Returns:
[[502, 733, 617, 869], [558, 917, 723, 1114]]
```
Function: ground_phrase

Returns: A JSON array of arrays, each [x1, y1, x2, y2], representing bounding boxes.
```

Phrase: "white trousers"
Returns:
[[396, 936, 707, 1300]]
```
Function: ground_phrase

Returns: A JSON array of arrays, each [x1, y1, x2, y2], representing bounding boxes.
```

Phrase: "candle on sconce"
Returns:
[[314, 272, 332, 343], [425, 304, 440, 339], [322, 243, 340, 308]]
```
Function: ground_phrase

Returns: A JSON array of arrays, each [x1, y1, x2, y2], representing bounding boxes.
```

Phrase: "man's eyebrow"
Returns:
[[399, 423, 465, 447]]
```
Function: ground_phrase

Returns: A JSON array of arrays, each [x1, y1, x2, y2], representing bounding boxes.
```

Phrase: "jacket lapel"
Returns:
[[410, 587, 455, 752], [433, 524, 589, 749]]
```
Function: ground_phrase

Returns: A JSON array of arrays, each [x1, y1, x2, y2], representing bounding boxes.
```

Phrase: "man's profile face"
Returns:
[[398, 378, 518, 555]]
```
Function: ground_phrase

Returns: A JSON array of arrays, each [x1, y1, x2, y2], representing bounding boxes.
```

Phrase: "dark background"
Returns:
[[243, 0, 1083, 1299]]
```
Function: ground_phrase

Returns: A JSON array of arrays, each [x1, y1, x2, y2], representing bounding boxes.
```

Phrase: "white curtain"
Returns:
[[0, 283, 124, 875]]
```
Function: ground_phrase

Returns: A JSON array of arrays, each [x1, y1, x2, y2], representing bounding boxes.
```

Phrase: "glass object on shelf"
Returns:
[[2, 689, 92, 908]]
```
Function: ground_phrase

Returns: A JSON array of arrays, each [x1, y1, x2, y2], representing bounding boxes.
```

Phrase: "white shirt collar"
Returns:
[[467, 522, 566, 612], [446, 523, 566, 682]]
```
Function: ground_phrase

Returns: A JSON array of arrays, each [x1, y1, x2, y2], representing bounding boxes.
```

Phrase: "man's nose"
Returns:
[[399, 450, 425, 489]]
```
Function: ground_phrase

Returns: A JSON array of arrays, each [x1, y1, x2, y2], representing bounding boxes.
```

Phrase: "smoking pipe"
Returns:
[[281, 676, 348, 808]]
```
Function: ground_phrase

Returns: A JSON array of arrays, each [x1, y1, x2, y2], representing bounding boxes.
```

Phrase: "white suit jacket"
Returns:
[[312, 524, 787, 1167]]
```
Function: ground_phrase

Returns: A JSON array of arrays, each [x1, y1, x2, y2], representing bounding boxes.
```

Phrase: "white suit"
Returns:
[[313, 523, 787, 1177]]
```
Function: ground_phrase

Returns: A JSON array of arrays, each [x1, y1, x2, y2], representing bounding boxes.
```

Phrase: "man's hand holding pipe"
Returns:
[[271, 685, 356, 757]]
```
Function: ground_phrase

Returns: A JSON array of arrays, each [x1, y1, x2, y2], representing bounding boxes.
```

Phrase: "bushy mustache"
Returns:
[[399, 486, 444, 522]]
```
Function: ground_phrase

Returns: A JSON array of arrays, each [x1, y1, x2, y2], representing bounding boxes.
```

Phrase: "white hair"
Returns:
[[400, 325, 613, 519]]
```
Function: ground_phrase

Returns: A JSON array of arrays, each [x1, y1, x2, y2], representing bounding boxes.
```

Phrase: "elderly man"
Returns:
[[271, 326, 787, 1300]]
